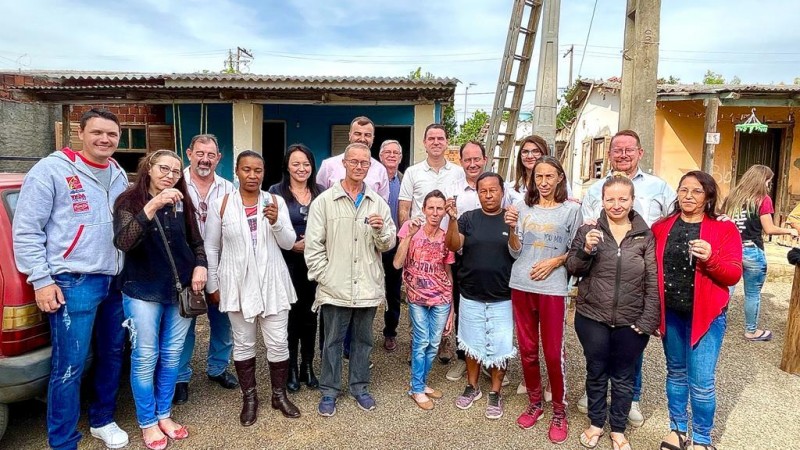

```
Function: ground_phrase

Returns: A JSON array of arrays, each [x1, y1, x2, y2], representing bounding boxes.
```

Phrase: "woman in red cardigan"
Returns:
[[652, 171, 742, 450]]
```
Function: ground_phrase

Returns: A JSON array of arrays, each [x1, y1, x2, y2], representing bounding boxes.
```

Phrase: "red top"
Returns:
[[652, 214, 743, 345]]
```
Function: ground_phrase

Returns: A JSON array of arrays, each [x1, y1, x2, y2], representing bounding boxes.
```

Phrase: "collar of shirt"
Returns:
[[605, 167, 645, 181], [422, 159, 454, 172], [183, 168, 227, 201]]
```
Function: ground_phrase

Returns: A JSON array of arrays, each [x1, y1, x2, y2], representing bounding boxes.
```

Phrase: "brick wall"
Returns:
[[69, 104, 166, 124]]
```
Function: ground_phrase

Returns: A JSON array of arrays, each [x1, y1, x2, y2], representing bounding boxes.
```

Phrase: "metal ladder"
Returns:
[[484, 0, 543, 178]]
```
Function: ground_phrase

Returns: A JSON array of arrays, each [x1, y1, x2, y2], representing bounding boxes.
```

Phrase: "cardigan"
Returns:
[[652, 214, 742, 345], [204, 190, 297, 321]]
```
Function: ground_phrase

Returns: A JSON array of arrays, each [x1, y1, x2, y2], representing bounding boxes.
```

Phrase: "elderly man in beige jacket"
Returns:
[[305, 142, 396, 417]]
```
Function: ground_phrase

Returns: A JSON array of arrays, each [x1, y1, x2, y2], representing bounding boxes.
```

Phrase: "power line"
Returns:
[[577, 0, 599, 79]]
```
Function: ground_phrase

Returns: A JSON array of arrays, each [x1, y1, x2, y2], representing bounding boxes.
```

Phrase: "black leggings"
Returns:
[[574, 313, 649, 433], [287, 261, 317, 363]]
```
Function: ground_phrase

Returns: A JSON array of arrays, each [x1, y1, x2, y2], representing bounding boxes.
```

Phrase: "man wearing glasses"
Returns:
[[578, 129, 676, 427], [317, 116, 390, 202], [305, 142, 396, 417], [176, 133, 238, 405], [378, 140, 404, 352]]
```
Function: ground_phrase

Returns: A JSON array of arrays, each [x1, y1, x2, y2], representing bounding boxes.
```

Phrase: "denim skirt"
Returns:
[[456, 295, 516, 369]]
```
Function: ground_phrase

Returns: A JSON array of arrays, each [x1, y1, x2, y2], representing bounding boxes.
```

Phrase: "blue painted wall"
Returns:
[[166, 104, 235, 181], [262, 104, 415, 165]]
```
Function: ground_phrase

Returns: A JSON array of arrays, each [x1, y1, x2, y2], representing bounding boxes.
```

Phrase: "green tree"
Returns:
[[408, 67, 457, 138], [441, 105, 458, 142], [703, 70, 725, 85], [730, 75, 742, 85], [454, 110, 489, 146], [657, 75, 681, 84]]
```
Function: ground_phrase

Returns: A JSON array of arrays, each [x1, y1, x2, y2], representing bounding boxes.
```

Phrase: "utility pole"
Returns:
[[463, 82, 477, 125], [563, 45, 574, 88], [618, 0, 661, 173], [532, 0, 561, 151], [224, 47, 254, 73]]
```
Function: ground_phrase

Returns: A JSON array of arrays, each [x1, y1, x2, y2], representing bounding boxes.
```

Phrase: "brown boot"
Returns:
[[233, 358, 258, 426], [268, 359, 301, 418]]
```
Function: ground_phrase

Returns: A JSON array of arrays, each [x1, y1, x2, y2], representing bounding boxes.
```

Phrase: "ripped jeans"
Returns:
[[49, 273, 126, 450], [122, 295, 191, 428]]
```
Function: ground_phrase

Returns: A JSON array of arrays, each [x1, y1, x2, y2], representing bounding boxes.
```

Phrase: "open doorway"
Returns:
[[373, 126, 412, 173], [262, 121, 286, 190], [735, 127, 782, 204]]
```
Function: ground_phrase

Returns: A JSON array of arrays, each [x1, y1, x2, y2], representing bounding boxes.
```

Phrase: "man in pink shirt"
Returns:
[[316, 116, 390, 202]]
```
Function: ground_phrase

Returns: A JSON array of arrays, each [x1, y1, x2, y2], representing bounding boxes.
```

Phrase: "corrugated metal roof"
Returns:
[[577, 78, 800, 95], [7, 70, 458, 87]]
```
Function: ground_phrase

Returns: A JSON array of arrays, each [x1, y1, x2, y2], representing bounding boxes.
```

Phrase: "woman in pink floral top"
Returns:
[[394, 190, 456, 410]]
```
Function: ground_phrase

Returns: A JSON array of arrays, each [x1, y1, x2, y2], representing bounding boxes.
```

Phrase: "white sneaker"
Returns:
[[544, 386, 552, 403], [479, 365, 510, 386], [446, 359, 467, 381], [628, 401, 645, 427], [90, 422, 129, 449], [516, 381, 527, 395], [577, 392, 588, 414]]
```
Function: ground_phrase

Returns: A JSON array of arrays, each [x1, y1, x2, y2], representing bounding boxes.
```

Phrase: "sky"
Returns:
[[3, 0, 800, 120]]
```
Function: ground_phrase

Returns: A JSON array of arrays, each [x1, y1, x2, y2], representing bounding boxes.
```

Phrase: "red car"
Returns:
[[0, 173, 52, 441]]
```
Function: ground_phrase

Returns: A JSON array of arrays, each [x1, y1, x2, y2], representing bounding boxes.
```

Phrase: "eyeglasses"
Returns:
[[197, 201, 208, 223], [345, 159, 371, 169], [299, 205, 309, 222], [154, 164, 182, 178], [678, 187, 705, 197], [521, 149, 543, 157], [610, 147, 640, 156]]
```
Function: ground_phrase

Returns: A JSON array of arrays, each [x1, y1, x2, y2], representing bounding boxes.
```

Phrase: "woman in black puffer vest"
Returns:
[[566, 174, 660, 450]]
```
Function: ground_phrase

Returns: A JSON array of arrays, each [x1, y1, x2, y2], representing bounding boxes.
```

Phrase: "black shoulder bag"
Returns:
[[154, 214, 207, 318]]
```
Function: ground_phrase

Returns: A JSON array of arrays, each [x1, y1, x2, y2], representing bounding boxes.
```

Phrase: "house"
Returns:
[[563, 79, 800, 220], [0, 71, 457, 187]]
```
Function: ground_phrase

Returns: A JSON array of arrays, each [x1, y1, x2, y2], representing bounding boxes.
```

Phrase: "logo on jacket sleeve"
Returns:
[[66, 176, 91, 214]]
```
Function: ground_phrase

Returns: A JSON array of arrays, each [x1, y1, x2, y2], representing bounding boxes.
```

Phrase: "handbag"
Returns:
[[154, 214, 207, 318]]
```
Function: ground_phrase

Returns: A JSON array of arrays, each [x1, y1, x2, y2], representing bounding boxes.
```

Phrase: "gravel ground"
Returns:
[[4, 279, 800, 450]]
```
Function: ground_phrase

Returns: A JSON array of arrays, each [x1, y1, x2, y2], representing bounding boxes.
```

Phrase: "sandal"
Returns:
[[744, 329, 772, 341], [158, 421, 189, 440], [409, 392, 434, 410], [425, 386, 443, 399], [579, 427, 604, 448], [611, 433, 632, 450], [660, 430, 687, 450], [142, 430, 168, 450]]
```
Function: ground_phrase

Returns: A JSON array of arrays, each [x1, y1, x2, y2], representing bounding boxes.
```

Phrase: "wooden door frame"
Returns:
[[729, 119, 795, 218]]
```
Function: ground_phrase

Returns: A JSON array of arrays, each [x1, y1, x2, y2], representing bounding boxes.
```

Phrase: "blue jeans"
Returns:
[[741, 245, 767, 333], [122, 295, 192, 428], [663, 309, 726, 445], [177, 301, 233, 381], [48, 273, 126, 450], [408, 303, 450, 394]]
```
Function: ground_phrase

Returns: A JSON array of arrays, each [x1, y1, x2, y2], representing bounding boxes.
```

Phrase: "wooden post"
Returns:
[[61, 104, 71, 150], [780, 265, 800, 374], [619, 0, 661, 173], [701, 97, 720, 173]]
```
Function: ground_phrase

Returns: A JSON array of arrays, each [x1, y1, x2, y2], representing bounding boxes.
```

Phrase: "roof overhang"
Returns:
[[3, 71, 459, 104]]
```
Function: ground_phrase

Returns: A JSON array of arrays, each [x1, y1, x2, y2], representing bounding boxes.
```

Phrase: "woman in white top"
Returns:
[[507, 135, 548, 204], [204, 150, 300, 426]]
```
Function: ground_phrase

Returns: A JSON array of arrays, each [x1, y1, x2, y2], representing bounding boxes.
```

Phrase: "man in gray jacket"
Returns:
[[13, 108, 130, 450], [304, 142, 396, 417]]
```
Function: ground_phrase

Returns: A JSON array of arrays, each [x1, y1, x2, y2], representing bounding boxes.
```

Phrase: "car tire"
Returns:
[[0, 403, 8, 442]]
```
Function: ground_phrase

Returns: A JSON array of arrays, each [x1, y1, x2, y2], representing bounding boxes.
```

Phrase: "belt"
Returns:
[[743, 241, 757, 247]]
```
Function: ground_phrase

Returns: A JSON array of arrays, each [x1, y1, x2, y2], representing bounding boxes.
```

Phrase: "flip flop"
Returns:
[[579, 429, 604, 448], [745, 330, 772, 341]]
